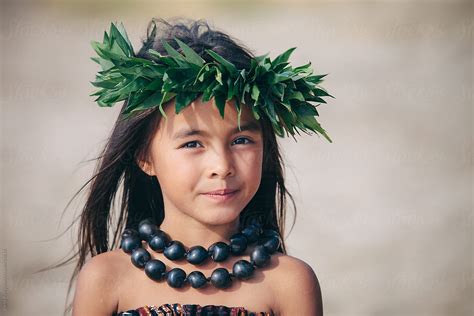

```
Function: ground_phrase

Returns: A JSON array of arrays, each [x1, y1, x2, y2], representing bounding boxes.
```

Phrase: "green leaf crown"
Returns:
[[90, 22, 335, 142]]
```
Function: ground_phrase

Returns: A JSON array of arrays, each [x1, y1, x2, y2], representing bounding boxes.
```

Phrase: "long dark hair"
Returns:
[[42, 17, 297, 315]]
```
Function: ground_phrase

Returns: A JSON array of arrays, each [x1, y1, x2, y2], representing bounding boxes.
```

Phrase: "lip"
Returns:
[[203, 188, 238, 195], [201, 189, 239, 202]]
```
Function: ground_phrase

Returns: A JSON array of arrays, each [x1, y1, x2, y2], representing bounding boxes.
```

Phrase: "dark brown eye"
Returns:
[[232, 137, 253, 145], [181, 141, 202, 149]]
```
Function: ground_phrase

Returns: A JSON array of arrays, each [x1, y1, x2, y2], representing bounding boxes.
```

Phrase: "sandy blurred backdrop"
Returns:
[[1, 0, 472, 315]]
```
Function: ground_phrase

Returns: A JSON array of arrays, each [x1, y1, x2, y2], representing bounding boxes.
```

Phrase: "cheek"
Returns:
[[152, 144, 199, 198], [153, 151, 200, 193], [237, 148, 263, 189]]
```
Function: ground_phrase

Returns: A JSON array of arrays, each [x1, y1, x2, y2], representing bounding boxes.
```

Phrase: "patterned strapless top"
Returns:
[[113, 303, 273, 316]]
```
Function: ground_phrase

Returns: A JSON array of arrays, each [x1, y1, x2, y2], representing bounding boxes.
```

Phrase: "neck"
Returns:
[[158, 211, 240, 249]]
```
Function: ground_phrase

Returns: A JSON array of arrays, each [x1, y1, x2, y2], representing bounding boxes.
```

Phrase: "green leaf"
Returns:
[[102, 30, 110, 44], [201, 82, 216, 102], [234, 98, 243, 131], [251, 84, 260, 102], [253, 53, 269, 65], [93, 46, 131, 64], [141, 90, 164, 109], [272, 47, 297, 67], [251, 106, 260, 120], [232, 75, 243, 99], [293, 102, 318, 116], [263, 95, 278, 124], [298, 115, 332, 143], [91, 41, 108, 60], [115, 22, 134, 54], [165, 67, 198, 84], [273, 72, 291, 83], [272, 121, 285, 137], [125, 91, 150, 110], [276, 105, 296, 136], [174, 38, 205, 67], [241, 83, 251, 104], [143, 78, 163, 91], [110, 22, 133, 57], [306, 74, 328, 84], [160, 39, 188, 67], [194, 64, 210, 84], [175, 92, 199, 113], [226, 76, 234, 100], [147, 49, 179, 67], [161, 91, 176, 105], [215, 68, 223, 85], [91, 56, 115, 71], [161, 39, 183, 59], [214, 93, 227, 118], [90, 79, 119, 89], [288, 91, 305, 101], [109, 39, 126, 57], [153, 91, 177, 118], [314, 88, 335, 98], [306, 96, 327, 104], [278, 100, 293, 113], [293, 62, 312, 73], [272, 62, 290, 73], [205, 49, 238, 74]]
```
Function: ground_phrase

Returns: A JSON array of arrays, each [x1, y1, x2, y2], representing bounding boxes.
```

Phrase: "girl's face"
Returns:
[[139, 98, 264, 226]]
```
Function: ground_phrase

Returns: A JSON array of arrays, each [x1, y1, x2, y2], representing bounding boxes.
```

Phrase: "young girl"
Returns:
[[69, 17, 331, 316]]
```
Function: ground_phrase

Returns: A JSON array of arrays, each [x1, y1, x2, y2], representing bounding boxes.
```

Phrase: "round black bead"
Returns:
[[210, 268, 232, 289], [186, 246, 209, 265], [166, 268, 186, 288], [121, 235, 142, 254], [262, 229, 280, 239], [144, 259, 166, 281], [138, 219, 159, 242], [148, 232, 169, 253], [187, 271, 208, 289], [232, 259, 255, 280], [121, 228, 139, 239], [131, 247, 151, 268], [208, 242, 230, 262], [229, 233, 248, 255], [249, 217, 262, 227], [250, 245, 271, 268], [241, 225, 260, 243], [164, 240, 186, 260], [260, 236, 280, 254]]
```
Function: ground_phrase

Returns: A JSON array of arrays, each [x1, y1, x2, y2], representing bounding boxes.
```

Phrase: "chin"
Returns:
[[195, 194, 246, 225], [196, 207, 242, 227]]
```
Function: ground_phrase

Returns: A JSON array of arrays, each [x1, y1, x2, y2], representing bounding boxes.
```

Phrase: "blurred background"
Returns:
[[1, 0, 472, 315]]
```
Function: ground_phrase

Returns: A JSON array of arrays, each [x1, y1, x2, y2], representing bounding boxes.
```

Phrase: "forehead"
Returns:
[[157, 98, 261, 139]]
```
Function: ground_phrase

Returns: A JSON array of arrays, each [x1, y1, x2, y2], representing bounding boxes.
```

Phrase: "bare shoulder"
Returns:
[[72, 249, 128, 316], [268, 253, 323, 316]]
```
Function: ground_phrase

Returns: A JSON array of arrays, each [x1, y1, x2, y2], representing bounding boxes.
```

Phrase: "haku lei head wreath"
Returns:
[[90, 21, 335, 142]]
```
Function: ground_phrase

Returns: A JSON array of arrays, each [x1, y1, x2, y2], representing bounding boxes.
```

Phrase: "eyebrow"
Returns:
[[173, 121, 261, 140]]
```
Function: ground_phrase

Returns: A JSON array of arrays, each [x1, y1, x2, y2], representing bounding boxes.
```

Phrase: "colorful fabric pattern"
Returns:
[[113, 303, 273, 316]]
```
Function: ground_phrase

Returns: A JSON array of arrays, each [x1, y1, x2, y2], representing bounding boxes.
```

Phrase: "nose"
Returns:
[[209, 147, 235, 179]]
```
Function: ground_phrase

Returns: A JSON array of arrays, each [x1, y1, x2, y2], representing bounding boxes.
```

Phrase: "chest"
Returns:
[[116, 256, 276, 314]]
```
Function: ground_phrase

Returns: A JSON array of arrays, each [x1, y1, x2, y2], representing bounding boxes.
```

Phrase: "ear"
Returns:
[[136, 157, 156, 176]]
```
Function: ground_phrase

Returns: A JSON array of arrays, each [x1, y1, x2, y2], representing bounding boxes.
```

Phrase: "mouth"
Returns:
[[203, 188, 238, 195], [201, 189, 239, 202]]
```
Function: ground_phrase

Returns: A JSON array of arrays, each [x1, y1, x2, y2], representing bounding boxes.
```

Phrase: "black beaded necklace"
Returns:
[[120, 218, 281, 289]]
